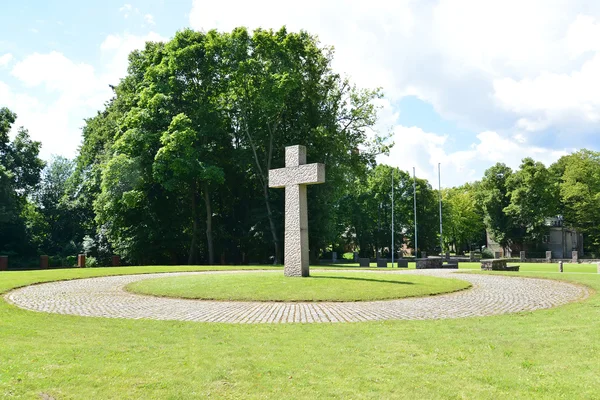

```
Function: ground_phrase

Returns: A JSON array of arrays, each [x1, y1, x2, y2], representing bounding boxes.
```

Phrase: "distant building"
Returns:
[[486, 216, 583, 258]]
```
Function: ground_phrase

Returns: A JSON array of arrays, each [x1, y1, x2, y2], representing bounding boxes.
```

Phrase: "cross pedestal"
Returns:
[[269, 145, 325, 277]]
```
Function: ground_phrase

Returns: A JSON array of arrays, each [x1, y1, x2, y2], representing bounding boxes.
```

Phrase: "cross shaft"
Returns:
[[268, 145, 325, 277]]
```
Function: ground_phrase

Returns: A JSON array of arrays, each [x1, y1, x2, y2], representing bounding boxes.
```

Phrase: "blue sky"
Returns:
[[1, 0, 599, 187]]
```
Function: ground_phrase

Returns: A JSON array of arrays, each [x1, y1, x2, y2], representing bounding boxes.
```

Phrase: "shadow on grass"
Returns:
[[310, 275, 415, 285]]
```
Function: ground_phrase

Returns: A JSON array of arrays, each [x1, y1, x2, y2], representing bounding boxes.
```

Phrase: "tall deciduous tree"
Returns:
[[554, 150, 600, 253], [0, 107, 44, 256], [442, 184, 485, 253], [476, 163, 519, 252], [504, 158, 558, 245]]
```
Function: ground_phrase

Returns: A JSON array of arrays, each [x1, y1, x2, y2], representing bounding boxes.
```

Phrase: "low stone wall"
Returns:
[[377, 259, 388, 268], [416, 258, 443, 269], [441, 261, 459, 269], [397, 259, 408, 268], [481, 259, 519, 271]]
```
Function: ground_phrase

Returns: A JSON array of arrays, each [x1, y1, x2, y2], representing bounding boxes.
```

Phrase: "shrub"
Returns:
[[86, 256, 99, 268], [481, 248, 495, 259], [66, 255, 77, 267]]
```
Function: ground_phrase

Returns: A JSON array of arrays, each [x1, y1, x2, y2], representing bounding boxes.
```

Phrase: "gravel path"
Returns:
[[4, 269, 590, 324]]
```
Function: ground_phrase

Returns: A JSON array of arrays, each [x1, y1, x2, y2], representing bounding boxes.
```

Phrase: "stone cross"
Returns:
[[269, 145, 325, 277]]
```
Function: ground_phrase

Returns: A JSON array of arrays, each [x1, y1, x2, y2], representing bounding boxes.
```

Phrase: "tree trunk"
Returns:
[[203, 186, 215, 265], [188, 186, 198, 265], [262, 183, 281, 264]]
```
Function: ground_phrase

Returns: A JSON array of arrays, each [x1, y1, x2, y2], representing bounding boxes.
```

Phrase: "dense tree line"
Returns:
[[1, 27, 599, 267]]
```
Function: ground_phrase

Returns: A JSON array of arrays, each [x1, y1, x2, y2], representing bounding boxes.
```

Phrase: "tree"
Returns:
[[225, 27, 384, 263], [442, 184, 485, 254], [554, 150, 600, 253], [0, 107, 44, 256], [504, 158, 558, 245], [34, 156, 80, 255], [476, 163, 520, 252]]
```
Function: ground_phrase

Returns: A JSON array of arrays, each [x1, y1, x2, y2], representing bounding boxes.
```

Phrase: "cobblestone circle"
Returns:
[[4, 269, 589, 324]]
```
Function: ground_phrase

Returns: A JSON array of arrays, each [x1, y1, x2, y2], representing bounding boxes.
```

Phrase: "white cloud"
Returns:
[[0, 53, 13, 67], [378, 126, 568, 188], [6, 32, 166, 159], [493, 53, 600, 129], [100, 32, 166, 85], [119, 4, 133, 17], [144, 14, 155, 25], [12, 51, 103, 95], [189, 0, 600, 148]]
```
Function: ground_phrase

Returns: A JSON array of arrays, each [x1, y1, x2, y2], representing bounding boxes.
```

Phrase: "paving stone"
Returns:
[[3, 269, 589, 324]]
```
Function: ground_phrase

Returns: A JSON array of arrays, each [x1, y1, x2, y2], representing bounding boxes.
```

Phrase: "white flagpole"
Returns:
[[413, 167, 418, 257], [439, 162, 443, 256], [391, 168, 394, 267]]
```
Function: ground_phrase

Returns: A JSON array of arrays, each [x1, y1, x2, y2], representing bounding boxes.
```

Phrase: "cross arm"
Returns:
[[268, 163, 326, 188]]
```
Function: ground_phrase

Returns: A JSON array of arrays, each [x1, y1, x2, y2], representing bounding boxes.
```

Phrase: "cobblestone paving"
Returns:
[[4, 269, 590, 324]]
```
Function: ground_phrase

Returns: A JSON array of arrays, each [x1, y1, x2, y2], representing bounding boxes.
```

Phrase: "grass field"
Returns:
[[126, 271, 470, 302], [1, 263, 599, 399]]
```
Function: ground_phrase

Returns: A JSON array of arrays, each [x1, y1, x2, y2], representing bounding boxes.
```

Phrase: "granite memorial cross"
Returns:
[[269, 145, 325, 277]]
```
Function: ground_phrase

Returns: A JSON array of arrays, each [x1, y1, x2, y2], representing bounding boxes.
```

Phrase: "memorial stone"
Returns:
[[40, 255, 49, 269], [0, 256, 7, 271], [520, 251, 526, 261], [358, 258, 370, 267], [269, 145, 325, 277], [546, 251, 552, 263], [78, 254, 86, 268], [572, 251, 579, 263], [494, 251, 502, 259], [112, 255, 121, 266], [416, 258, 443, 269]]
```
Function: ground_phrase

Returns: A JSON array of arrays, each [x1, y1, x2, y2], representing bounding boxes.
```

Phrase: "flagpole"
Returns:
[[413, 167, 418, 258], [391, 168, 394, 268], [438, 162, 443, 256]]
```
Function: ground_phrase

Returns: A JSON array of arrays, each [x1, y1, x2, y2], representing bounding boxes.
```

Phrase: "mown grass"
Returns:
[[126, 272, 470, 302], [1, 264, 599, 399]]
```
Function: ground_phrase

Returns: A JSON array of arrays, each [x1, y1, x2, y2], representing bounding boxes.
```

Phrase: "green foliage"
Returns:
[[0, 107, 45, 256], [340, 165, 439, 257], [481, 248, 495, 259], [442, 184, 486, 254], [80, 27, 384, 266], [476, 163, 520, 251], [85, 256, 99, 268], [555, 150, 600, 253], [504, 158, 558, 244]]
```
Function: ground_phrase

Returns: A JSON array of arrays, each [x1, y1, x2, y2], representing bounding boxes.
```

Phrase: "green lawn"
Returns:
[[126, 272, 470, 302], [1, 265, 599, 399]]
